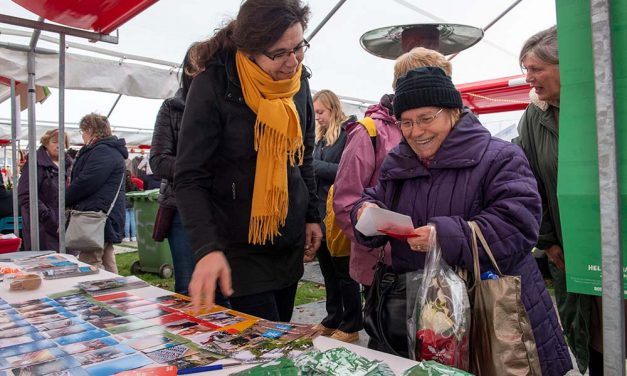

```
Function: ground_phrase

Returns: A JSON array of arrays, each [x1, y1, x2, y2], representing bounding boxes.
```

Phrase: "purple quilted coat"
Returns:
[[352, 112, 572, 375]]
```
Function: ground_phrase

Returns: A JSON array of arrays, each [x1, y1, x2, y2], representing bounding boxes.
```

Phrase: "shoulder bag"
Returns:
[[66, 175, 125, 252], [467, 221, 542, 376]]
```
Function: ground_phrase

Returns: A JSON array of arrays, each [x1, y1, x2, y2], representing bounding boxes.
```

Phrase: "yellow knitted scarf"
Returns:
[[235, 50, 304, 245]]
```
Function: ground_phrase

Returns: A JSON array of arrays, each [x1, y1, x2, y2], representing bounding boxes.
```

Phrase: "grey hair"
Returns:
[[519, 25, 558, 67]]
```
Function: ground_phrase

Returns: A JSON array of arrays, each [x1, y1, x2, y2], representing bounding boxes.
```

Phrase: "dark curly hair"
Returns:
[[187, 0, 310, 76]]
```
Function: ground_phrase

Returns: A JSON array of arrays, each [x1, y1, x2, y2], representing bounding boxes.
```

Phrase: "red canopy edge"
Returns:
[[12, 0, 158, 34], [456, 74, 531, 114]]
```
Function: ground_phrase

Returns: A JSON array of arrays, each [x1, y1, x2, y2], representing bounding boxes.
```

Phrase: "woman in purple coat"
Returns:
[[352, 67, 572, 375], [18, 129, 72, 251]]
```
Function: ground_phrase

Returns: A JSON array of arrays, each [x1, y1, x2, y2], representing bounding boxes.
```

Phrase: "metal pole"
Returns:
[[306, 0, 348, 42], [58, 34, 66, 254], [448, 0, 523, 61], [107, 94, 123, 118], [590, 0, 625, 374], [27, 27, 41, 251], [9, 79, 19, 235]]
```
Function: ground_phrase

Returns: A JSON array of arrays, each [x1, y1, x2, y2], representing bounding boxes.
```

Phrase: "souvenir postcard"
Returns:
[[113, 326, 169, 342], [50, 292, 92, 306], [118, 303, 161, 315], [42, 265, 99, 280], [179, 304, 227, 317], [132, 307, 172, 320], [54, 328, 110, 346], [196, 310, 258, 331], [0, 311, 20, 324], [42, 322, 96, 339], [143, 312, 190, 327], [0, 339, 56, 358], [250, 320, 318, 343], [144, 342, 200, 364], [76, 277, 131, 292], [61, 336, 119, 355], [0, 319, 30, 331], [84, 353, 153, 376], [74, 306, 119, 322], [0, 347, 67, 369], [87, 315, 137, 330], [148, 294, 190, 307], [113, 365, 177, 376], [123, 333, 182, 352], [20, 306, 65, 319], [9, 356, 80, 376], [72, 343, 136, 367], [0, 332, 45, 349], [0, 324, 38, 339], [166, 350, 224, 371], [59, 301, 99, 313], [25, 311, 75, 325], [12, 298, 61, 312], [194, 329, 239, 354], [91, 291, 134, 303], [109, 299, 155, 312], [161, 318, 200, 336], [106, 320, 156, 335], [35, 317, 85, 332]]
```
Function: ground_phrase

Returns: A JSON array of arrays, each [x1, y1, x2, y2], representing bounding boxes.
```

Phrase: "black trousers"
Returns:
[[317, 242, 363, 333], [228, 282, 298, 322]]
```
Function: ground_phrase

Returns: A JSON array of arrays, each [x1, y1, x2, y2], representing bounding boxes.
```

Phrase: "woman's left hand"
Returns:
[[407, 225, 434, 252], [304, 223, 322, 262]]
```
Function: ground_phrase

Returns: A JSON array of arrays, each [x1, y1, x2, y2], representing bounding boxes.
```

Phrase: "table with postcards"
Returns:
[[0, 252, 471, 376]]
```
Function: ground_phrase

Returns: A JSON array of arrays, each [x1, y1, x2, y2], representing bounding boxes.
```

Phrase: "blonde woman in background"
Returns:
[[66, 114, 128, 273], [18, 129, 72, 251], [311, 89, 361, 343]]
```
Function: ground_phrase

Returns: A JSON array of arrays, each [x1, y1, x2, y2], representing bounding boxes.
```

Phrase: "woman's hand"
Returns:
[[407, 225, 435, 252], [304, 223, 322, 262], [356, 202, 380, 220], [188, 251, 233, 311], [545, 244, 565, 270]]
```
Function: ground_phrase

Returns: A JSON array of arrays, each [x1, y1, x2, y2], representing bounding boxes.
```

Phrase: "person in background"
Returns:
[[18, 129, 72, 251], [333, 47, 452, 292], [66, 114, 127, 273], [130, 173, 144, 191], [123, 170, 139, 242], [150, 46, 229, 305], [513, 25, 626, 375], [351, 67, 572, 374], [175, 0, 322, 320], [0, 176, 14, 221], [311, 89, 360, 342]]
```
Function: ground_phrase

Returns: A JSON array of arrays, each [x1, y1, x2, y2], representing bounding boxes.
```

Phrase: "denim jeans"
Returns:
[[124, 208, 137, 238], [167, 210, 230, 307]]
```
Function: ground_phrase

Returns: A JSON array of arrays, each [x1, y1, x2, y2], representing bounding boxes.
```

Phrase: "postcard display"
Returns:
[[0, 279, 322, 376]]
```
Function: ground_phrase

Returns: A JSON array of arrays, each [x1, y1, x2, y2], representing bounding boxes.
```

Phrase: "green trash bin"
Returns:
[[126, 189, 174, 278]]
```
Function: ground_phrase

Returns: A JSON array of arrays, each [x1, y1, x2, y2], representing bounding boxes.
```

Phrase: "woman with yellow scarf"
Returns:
[[174, 0, 322, 322]]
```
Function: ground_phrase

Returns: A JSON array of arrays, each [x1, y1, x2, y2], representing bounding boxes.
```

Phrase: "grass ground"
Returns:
[[115, 251, 326, 306]]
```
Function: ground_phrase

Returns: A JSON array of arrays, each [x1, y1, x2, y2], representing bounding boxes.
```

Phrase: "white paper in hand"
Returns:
[[355, 206, 414, 237]]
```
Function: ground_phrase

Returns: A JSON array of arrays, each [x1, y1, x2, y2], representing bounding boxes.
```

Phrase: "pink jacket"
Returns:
[[332, 99, 402, 285]]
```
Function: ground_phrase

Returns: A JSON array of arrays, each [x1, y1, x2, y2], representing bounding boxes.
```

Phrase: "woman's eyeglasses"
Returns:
[[396, 108, 444, 130], [263, 40, 310, 61]]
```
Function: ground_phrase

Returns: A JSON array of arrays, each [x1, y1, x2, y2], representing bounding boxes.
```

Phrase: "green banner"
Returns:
[[557, 0, 627, 297]]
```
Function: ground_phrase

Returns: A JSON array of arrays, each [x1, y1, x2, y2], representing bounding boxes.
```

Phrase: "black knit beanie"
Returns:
[[393, 66, 463, 119]]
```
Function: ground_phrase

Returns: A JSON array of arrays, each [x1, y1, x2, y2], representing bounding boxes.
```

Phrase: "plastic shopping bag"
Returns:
[[412, 226, 470, 370]]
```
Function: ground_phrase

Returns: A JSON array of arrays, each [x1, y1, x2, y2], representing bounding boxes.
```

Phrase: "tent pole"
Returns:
[[448, 0, 523, 61], [27, 26, 41, 251], [58, 33, 66, 254], [107, 94, 123, 118], [306, 0, 348, 42], [9, 79, 19, 236], [590, 0, 625, 373]]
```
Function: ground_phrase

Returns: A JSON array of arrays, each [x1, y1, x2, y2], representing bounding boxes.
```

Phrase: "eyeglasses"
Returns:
[[263, 40, 310, 61], [396, 108, 444, 130]]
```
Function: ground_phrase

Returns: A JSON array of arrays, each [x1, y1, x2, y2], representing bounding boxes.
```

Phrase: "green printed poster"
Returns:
[[557, 0, 627, 297]]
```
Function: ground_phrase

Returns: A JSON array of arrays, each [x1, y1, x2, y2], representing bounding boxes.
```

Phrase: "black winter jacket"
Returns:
[[66, 136, 128, 244], [175, 50, 320, 297], [312, 115, 354, 233], [149, 89, 185, 209]]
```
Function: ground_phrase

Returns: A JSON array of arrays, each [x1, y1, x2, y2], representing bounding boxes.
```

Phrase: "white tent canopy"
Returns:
[[0, 0, 556, 133]]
